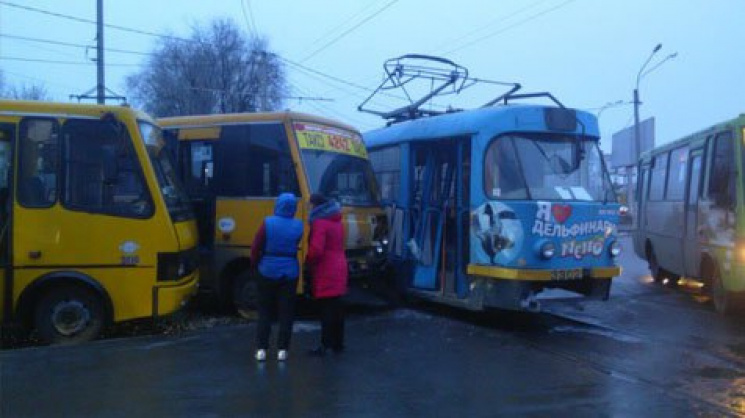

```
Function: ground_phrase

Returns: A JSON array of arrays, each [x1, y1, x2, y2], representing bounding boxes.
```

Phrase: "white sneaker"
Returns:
[[255, 349, 266, 362], [277, 349, 288, 361]]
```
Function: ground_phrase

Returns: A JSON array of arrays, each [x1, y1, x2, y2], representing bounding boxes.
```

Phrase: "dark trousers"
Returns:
[[256, 276, 297, 350], [318, 296, 345, 351]]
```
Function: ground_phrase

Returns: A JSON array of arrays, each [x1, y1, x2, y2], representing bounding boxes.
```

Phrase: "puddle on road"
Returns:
[[549, 325, 642, 344]]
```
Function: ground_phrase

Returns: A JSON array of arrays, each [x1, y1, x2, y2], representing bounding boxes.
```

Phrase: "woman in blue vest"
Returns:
[[250, 193, 304, 362]]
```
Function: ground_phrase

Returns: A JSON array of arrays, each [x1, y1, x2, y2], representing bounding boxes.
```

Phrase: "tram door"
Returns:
[[410, 138, 470, 297]]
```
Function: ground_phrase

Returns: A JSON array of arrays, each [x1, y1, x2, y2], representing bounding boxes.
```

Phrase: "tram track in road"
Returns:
[[538, 308, 745, 416], [406, 301, 741, 416]]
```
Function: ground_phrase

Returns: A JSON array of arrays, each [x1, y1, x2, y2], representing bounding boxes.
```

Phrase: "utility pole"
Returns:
[[96, 0, 105, 104], [70, 0, 126, 103]]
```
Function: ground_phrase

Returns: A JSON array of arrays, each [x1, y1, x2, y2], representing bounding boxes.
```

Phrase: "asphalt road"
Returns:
[[2, 235, 745, 417]]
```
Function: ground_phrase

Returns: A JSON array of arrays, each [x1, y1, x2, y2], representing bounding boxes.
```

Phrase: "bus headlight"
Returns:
[[609, 240, 622, 258], [537, 241, 555, 259]]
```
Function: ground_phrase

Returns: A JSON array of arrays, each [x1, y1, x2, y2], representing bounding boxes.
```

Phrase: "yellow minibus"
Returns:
[[0, 100, 198, 343], [159, 112, 385, 315]]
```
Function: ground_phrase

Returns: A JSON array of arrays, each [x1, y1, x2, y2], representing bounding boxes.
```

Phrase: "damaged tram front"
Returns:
[[363, 55, 621, 311]]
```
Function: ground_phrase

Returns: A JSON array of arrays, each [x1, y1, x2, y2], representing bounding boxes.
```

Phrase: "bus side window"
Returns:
[[18, 118, 59, 208], [216, 124, 298, 197], [708, 131, 735, 207], [648, 153, 668, 201]]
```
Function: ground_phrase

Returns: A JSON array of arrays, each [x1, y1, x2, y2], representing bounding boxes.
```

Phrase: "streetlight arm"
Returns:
[[640, 53, 678, 80], [636, 43, 662, 89]]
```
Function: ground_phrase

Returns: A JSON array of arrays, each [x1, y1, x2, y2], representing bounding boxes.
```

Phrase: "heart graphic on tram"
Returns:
[[552, 204, 572, 224]]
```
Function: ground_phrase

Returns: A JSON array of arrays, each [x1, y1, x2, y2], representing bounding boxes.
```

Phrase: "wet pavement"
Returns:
[[3, 235, 745, 417]]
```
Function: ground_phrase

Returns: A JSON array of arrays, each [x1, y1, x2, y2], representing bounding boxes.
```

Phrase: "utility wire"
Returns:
[[239, 0, 255, 37], [300, 0, 399, 63], [0, 33, 153, 56], [244, 0, 259, 35], [1, 1, 400, 115], [441, 0, 577, 56], [0, 1, 189, 41], [430, 0, 551, 55], [302, 0, 382, 50], [0, 56, 138, 67]]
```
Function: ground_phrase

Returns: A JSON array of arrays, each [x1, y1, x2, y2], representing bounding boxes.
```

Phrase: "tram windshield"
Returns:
[[484, 133, 615, 202]]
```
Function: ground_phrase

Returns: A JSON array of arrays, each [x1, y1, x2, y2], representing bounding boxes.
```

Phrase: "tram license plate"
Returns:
[[550, 268, 582, 280]]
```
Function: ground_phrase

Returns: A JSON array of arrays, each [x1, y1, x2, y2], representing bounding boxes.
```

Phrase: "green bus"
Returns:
[[633, 114, 745, 314]]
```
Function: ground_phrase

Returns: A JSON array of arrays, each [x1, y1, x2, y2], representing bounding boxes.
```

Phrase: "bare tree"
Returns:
[[0, 70, 51, 101], [126, 18, 287, 117]]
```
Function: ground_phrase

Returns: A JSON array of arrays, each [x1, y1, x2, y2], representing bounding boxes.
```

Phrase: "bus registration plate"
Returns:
[[551, 268, 583, 280]]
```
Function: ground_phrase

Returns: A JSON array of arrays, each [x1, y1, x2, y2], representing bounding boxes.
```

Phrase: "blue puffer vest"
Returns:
[[258, 193, 304, 280]]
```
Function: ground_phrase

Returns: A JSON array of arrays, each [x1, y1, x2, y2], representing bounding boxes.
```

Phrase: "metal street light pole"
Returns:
[[633, 43, 662, 160]]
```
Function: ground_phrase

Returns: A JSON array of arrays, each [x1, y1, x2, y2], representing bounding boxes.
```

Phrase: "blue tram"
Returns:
[[362, 55, 622, 311]]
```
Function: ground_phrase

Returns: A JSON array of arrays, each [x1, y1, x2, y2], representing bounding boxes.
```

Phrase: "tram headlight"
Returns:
[[538, 241, 556, 259], [609, 240, 622, 258]]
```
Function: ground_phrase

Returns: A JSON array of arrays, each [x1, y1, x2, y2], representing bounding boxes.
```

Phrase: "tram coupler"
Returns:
[[520, 293, 541, 312]]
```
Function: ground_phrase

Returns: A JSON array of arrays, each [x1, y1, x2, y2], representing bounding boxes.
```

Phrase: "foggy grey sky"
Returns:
[[1, 0, 743, 152]]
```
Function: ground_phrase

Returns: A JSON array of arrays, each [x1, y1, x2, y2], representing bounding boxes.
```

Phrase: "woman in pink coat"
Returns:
[[306, 193, 348, 356]]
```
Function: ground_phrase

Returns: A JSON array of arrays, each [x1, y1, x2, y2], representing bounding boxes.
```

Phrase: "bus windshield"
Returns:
[[139, 122, 194, 221], [294, 122, 379, 206], [485, 133, 615, 202]]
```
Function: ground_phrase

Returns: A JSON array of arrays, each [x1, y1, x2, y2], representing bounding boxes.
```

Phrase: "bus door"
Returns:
[[683, 149, 704, 275], [410, 139, 468, 295], [0, 123, 13, 322], [174, 128, 220, 250]]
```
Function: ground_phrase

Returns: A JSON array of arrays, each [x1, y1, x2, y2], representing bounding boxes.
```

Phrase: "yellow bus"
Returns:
[[159, 112, 386, 315], [0, 100, 199, 344]]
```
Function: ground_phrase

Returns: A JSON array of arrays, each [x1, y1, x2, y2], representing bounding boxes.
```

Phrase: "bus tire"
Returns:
[[711, 266, 735, 315], [34, 285, 105, 344], [233, 272, 258, 320]]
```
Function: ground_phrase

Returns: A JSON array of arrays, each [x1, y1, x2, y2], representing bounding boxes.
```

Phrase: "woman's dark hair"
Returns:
[[310, 193, 328, 206]]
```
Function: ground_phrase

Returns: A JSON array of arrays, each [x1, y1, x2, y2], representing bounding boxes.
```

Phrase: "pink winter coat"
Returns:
[[306, 212, 348, 298]]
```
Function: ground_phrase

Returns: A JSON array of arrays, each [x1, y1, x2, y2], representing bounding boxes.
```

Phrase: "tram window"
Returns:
[[62, 118, 153, 218], [708, 131, 735, 207], [215, 124, 299, 197], [484, 137, 527, 199], [648, 153, 668, 201], [665, 147, 688, 201], [370, 146, 400, 202], [18, 118, 58, 208]]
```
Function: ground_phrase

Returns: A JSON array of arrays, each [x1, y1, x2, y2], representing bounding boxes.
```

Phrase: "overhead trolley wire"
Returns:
[[441, 0, 577, 56], [300, 0, 399, 63]]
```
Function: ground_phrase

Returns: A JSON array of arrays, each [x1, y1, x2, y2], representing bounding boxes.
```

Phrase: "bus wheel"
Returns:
[[647, 248, 664, 283], [34, 285, 105, 344], [711, 267, 734, 315], [233, 272, 258, 320]]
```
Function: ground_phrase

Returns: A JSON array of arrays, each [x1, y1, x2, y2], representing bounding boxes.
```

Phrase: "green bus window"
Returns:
[[708, 131, 735, 207], [665, 147, 688, 201], [649, 153, 668, 201]]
